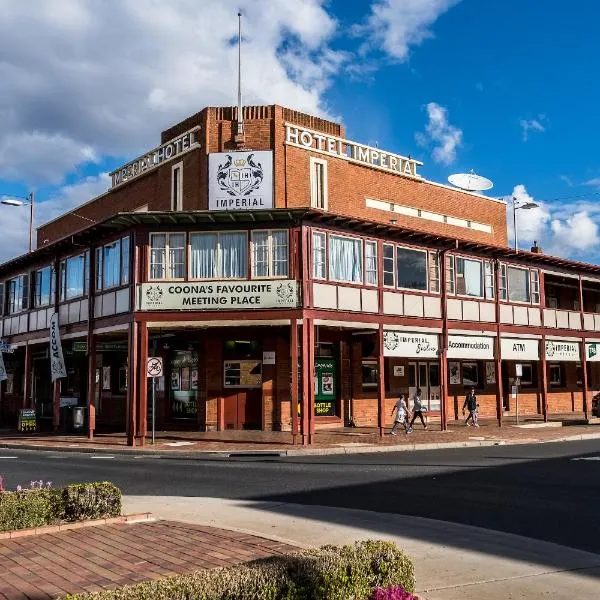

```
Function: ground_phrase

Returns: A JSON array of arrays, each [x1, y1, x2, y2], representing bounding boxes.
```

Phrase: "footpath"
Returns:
[[1, 418, 600, 457]]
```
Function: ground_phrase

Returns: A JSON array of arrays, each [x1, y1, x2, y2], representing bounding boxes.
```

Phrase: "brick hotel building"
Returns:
[[1, 104, 599, 445]]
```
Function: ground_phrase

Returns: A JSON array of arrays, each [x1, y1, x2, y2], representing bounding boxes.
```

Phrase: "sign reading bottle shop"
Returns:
[[138, 280, 299, 311], [383, 331, 438, 358], [111, 126, 201, 188], [208, 151, 273, 210], [545, 340, 580, 361], [285, 124, 422, 179]]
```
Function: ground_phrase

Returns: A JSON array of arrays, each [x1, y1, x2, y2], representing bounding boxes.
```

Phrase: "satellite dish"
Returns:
[[448, 171, 493, 192]]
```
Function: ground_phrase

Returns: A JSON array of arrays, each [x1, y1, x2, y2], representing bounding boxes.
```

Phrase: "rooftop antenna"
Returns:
[[235, 11, 245, 144]]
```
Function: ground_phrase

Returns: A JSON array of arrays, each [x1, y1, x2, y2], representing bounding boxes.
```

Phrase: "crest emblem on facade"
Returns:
[[545, 341, 555, 358], [384, 331, 399, 351], [146, 286, 163, 303], [276, 282, 295, 304], [216, 153, 264, 197]]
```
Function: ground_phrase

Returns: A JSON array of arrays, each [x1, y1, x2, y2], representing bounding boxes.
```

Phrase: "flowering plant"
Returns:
[[370, 585, 417, 600]]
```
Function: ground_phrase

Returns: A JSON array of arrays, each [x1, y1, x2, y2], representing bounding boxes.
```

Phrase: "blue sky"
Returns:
[[1, 0, 599, 262]]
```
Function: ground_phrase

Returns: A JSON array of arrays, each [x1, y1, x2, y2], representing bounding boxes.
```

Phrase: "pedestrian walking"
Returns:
[[391, 394, 412, 435], [463, 387, 479, 427], [409, 388, 428, 429]]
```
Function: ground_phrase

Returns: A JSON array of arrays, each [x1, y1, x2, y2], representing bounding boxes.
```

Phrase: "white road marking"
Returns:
[[571, 456, 600, 461], [90, 455, 115, 459], [163, 441, 196, 447], [0, 456, 17, 459]]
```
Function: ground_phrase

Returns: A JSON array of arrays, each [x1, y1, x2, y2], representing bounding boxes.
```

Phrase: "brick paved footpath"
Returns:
[[0, 521, 299, 599]]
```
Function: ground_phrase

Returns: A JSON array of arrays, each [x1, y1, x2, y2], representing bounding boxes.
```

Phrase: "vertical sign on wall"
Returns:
[[0, 352, 7, 383], [49, 312, 67, 381]]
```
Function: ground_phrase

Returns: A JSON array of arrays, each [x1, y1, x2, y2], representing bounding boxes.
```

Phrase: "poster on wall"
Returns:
[[208, 151, 273, 211], [449, 362, 461, 385], [321, 374, 334, 395], [485, 362, 496, 384], [393, 365, 405, 377], [191, 369, 198, 390], [171, 371, 180, 391], [102, 366, 111, 391]]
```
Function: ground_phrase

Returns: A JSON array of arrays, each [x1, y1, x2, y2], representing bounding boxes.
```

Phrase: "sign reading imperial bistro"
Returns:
[[383, 332, 438, 358], [138, 280, 299, 311], [545, 340, 580, 361]]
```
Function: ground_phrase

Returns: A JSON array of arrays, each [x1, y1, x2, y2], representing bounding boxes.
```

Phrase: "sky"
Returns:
[[1, 0, 599, 263]]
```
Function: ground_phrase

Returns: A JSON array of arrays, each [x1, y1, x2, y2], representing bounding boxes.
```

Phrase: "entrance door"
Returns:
[[223, 390, 262, 430], [408, 361, 440, 412], [32, 358, 52, 419]]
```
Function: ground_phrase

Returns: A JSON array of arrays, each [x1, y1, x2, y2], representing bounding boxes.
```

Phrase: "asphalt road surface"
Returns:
[[2, 439, 599, 554]]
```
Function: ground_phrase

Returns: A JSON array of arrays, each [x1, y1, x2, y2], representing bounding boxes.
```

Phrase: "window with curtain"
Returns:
[[190, 232, 247, 279], [150, 234, 166, 279], [456, 257, 482, 297], [329, 235, 363, 283], [446, 255, 455, 294], [396, 247, 427, 291], [34, 266, 54, 308], [150, 233, 185, 280], [383, 244, 394, 287], [365, 241, 377, 286], [484, 261, 495, 299], [508, 266, 530, 302], [168, 233, 186, 279], [312, 232, 326, 279], [429, 252, 440, 293], [252, 230, 288, 278]]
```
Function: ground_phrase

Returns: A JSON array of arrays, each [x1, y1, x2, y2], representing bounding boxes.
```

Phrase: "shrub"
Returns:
[[62, 540, 414, 600], [370, 585, 416, 599], [0, 482, 121, 532]]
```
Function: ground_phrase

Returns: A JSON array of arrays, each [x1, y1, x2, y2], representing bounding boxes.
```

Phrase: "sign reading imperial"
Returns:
[[111, 126, 200, 188], [285, 124, 422, 179], [138, 280, 299, 311]]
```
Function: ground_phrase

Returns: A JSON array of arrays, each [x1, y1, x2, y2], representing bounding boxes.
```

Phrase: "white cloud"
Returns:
[[415, 102, 462, 165], [505, 184, 551, 246], [0, 0, 342, 186], [559, 175, 574, 187], [359, 0, 460, 61], [520, 117, 546, 142], [585, 177, 600, 188], [0, 173, 110, 262], [551, 212, 599, 252]]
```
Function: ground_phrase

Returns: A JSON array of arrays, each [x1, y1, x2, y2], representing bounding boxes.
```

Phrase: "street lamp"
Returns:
[[512, 196, 538, 253], [1, 192, 34, 252]]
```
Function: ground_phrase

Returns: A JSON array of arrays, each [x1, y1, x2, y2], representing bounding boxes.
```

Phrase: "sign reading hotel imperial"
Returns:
[[138, 280, 299, 311], [285, 124, 422, 179]]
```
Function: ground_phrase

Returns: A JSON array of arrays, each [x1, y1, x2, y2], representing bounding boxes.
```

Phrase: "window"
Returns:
[[446, 255, 455, 294], [150, 233, 186, 280], [530, 270, 540, 304], [383, 244, 395, 287], [365, 241, 378, 286], [34, 266, 55, 308], [310, 157, 328, 209], [312, 232, 326, 279], [60, 253, 88, 300], [456, 257, 483, 297], [484, 261, 495, 299], [549, 364, 562, 386], [0, 283, 4, 316], [329, 235, 363, 283], [251, 230, 288, 278], [396, 247, 427, 291], [362, 360, 379, 388], [462, 362, 479, 386], [96, 236, 130, 290], [499, 264, 507, 300], [520, 364, 533, 385], [8, 275, 28, 314], [189, 231, 248, 279], [429, 251, 440, 293], [171, 162, 183, 211], [507, 266, 530, 303]]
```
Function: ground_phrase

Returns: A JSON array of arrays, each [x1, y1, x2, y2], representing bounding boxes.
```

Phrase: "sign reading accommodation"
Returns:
[[138, 280, 298, 311], [447, 335, 495, 359], [208, 151, 273, 210], [285, 124, 422, 179]]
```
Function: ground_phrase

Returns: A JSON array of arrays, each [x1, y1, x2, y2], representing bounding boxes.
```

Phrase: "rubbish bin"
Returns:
[[71, 406, 86, 432]]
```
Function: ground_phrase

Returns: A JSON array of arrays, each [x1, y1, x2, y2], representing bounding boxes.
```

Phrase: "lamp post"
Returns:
[[1, 192, 35, 252], [512, 196, 538, 253]]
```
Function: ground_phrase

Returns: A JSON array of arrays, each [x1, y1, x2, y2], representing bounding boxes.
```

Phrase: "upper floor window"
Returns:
[[171, 162, 183, 211], [60, 251, 89, 301], [251, 230, 288, 278], [446, 255, 455, 294], [8, 274, 29, 314], [365, 241, 378, 286], [456, 257, 483, 297], [429, 252, 440, 293], [34, 266, 55, 308], [499, 264, 540, 305], [383, 244, 394, 287], [310, 157, 328, 210], [312, 231, 326, 279], [384, 244, 439, 293], [189, 231, 247, 280], [150, 233, 185, 280], [96, 236, 130, 291], [329, 235, 362, 284]]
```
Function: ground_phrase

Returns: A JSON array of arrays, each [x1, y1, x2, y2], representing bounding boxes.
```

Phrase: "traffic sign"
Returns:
[[146, 357, 163, 378]]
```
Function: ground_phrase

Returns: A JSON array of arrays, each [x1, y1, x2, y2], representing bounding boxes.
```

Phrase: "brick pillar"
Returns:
[[290, 319, 299, 443]]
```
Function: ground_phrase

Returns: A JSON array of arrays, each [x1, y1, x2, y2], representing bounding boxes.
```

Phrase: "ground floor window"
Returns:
[[548, 364, 562, 386], [361, 360, 379, 389], [462, 362, 479, 386], [314, 357, 337, 416], [169, 350, 198, 418]]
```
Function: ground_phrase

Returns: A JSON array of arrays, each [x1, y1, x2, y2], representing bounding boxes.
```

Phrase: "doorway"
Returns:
[[408, 361, 441, 411], [32, 357, 52, 421], [223, 390, 261, 429]]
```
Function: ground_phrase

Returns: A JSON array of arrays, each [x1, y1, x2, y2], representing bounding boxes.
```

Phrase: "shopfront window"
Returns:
[[314, 357, 337, 416], [549, 364, 562, 386], [329, 235, 363, 284], [190, 231, 248, 279], [508, 266, 530, 303], [169, 350, 198, 419], [34, 266, 55, 308], [251, 230, 288, 278], [150, 233, 185, 280], [520, 364, 534, 385], [396, 247, 427, 291], [462, 362, 479, 386], [362, 360, 379, 388], [312, 232, 326, 279], [8, 274, 28, 313], [456, 257, 483, 297], [60, 252, 88, 300]]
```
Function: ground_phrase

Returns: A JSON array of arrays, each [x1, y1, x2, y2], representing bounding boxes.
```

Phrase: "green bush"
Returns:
[[63, 540, 414, 600], [0, 482, 121, 532]]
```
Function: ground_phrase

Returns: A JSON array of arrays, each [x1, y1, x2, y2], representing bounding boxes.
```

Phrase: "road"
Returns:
[[2, 439, 599, 554]]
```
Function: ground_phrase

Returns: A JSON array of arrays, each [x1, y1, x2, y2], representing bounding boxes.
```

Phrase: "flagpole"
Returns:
[[237, 11, 244, 137]]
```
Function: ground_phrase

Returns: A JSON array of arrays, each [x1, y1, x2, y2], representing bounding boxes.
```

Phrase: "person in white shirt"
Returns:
[[410, 388, 428, 430], [390, 394, 412, 435]]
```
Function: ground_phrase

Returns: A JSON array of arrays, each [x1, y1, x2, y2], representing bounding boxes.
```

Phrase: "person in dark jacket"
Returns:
[[462, 387, 479, 427]]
